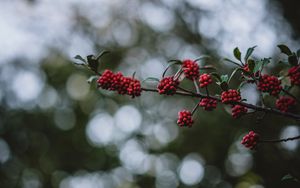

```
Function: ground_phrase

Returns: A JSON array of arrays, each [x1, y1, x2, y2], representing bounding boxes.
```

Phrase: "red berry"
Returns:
[[231, 105, 248, 119], [126, 77, 142, 98], [97, 69, 115, 90], [288, 65, 300, 86], [276, 96, 296, 112], [199, 98, 217, 111], [182, 59, 200, 80], [157, 76, 179, 95], [177, 110, 193, 128], [241, 131, 259, 150], [199, 73, 212, 88], [257, 74, 282, 96], [221, 89, 241, 104]]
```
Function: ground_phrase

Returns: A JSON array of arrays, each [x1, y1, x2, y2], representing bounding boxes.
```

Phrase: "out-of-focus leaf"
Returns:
[[96, 50, 110, 61], [233, 47, 241, 61], [195, 55, 211, 62], [201, 65, 217, 71], [221, 74, 229, 82], [277, 44, 292, 56], [142, 77, 160, 84], [247, 59, 255, 72], [168, 59, 182, 64], [211, 72, 221, 82], [297, 49, 300, 58], [162, 61, 182, 78], [244, 46, 257, 61], [87, 75, 98, 84], [288, 54, 298, 66], [74, 55, 87, 64], [281, 174, 299, 182], [228, 68, 242, 84], [220, 81, 229, 91], [87, 55, 99, 71], [224, 58, 241, 67]]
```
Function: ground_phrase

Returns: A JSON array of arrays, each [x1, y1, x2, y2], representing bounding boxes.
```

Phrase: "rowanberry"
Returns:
[[276, 96, 296, 112], [288, 65, 300, 86], [199, 73, 212, 88], [257, 74, 282, 96], [221, 89, 241, 104], [157, 76, 179, 95], [177, 110, 193, 128], [241, 131, 259, 150], [182, 59, 200, 80], [199, 98, 217, 111], [231, 105, 248, 119]]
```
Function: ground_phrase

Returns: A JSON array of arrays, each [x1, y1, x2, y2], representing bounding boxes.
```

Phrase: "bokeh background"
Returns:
[[1, 0, 300, 187]]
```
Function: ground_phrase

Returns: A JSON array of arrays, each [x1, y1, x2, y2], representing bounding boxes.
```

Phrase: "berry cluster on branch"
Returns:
[[74, 45, 300, 150]]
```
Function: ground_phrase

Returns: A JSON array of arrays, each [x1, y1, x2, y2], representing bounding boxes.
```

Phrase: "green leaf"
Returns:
[[74, 55, 87, 63], [244, 46, 257, 61], [228, 68, 242, 84], [194, 55, 211, 62], [288, 54, 298, 66], [96, 50, 110, 61], [220, 74, 229, 82], [224, 58, 242, 67], [87, 55, 99, 72], [210, 72, 221, 82], [247, 59, 255, 73], [220, 82, 229, 91], [238, 81, 248, 91], [162, 61, 182, 78], [233, 47, 241, 61], [253, 60, 263, 73], [142, 77, 160, 84], [277, 44, 292, 56], [87, 75, 98, 84], [297, 49, 300, 58], [168, 59, 182, 64]]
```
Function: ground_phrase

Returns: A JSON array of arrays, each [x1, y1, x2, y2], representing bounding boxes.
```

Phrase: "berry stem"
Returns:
[[191, 103, 199, 115], [141, 87, 300, 120], [193, 79, 200, 94], [260, 135, 300, 143], [205, 86, 210, 97]]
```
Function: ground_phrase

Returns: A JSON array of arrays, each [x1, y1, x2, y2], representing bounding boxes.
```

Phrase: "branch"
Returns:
[[141, 87, 300, 120], [260, 135, 300, 143]]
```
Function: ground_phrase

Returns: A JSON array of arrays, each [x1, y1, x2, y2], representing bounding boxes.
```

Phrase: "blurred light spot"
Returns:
[[22, 169, 42, 188], [86, 113, 115, 146], [153, 123, 178, 145], [280, 126, 300, 151], [119, 139, 150, 174], [140, 58, 165, 80], [38, 86, 58, 109], [156, 170, 179, 188], [226, 141, 253, 177], [11, 70, 44, 102], [54, 108, 76, 131], [240, 84, 259, 105], [204, 165, 221, 184], [66, 74, 89, 100], [178, 157, 204, 185], [198, 16, 221, 38], [186, 0, 221, 10], [59, 173, 106, 188], [115, 105, 142, 134], [140, 2, 175, 32], [112, 21, 136, 46], [0, 139, 10, 164]]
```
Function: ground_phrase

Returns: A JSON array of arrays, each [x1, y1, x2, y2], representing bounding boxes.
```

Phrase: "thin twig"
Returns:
[[260, 135, 300, 143]]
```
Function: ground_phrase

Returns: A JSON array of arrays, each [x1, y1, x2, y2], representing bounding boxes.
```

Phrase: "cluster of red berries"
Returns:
[[241, 131, 259, 150], [199, 98, 217, 111], [97, 69, 142, 98], [275, 96, 296, 112], [182, 59, 200, 80], [221, 89, 241, 104], [231, 105, 248, 119], [199, 73, 212, 88], [157, 76, 179, 95], [288, 65, 300, 86], [257, 74, 282, 96], [177, 110, 193, 127]]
